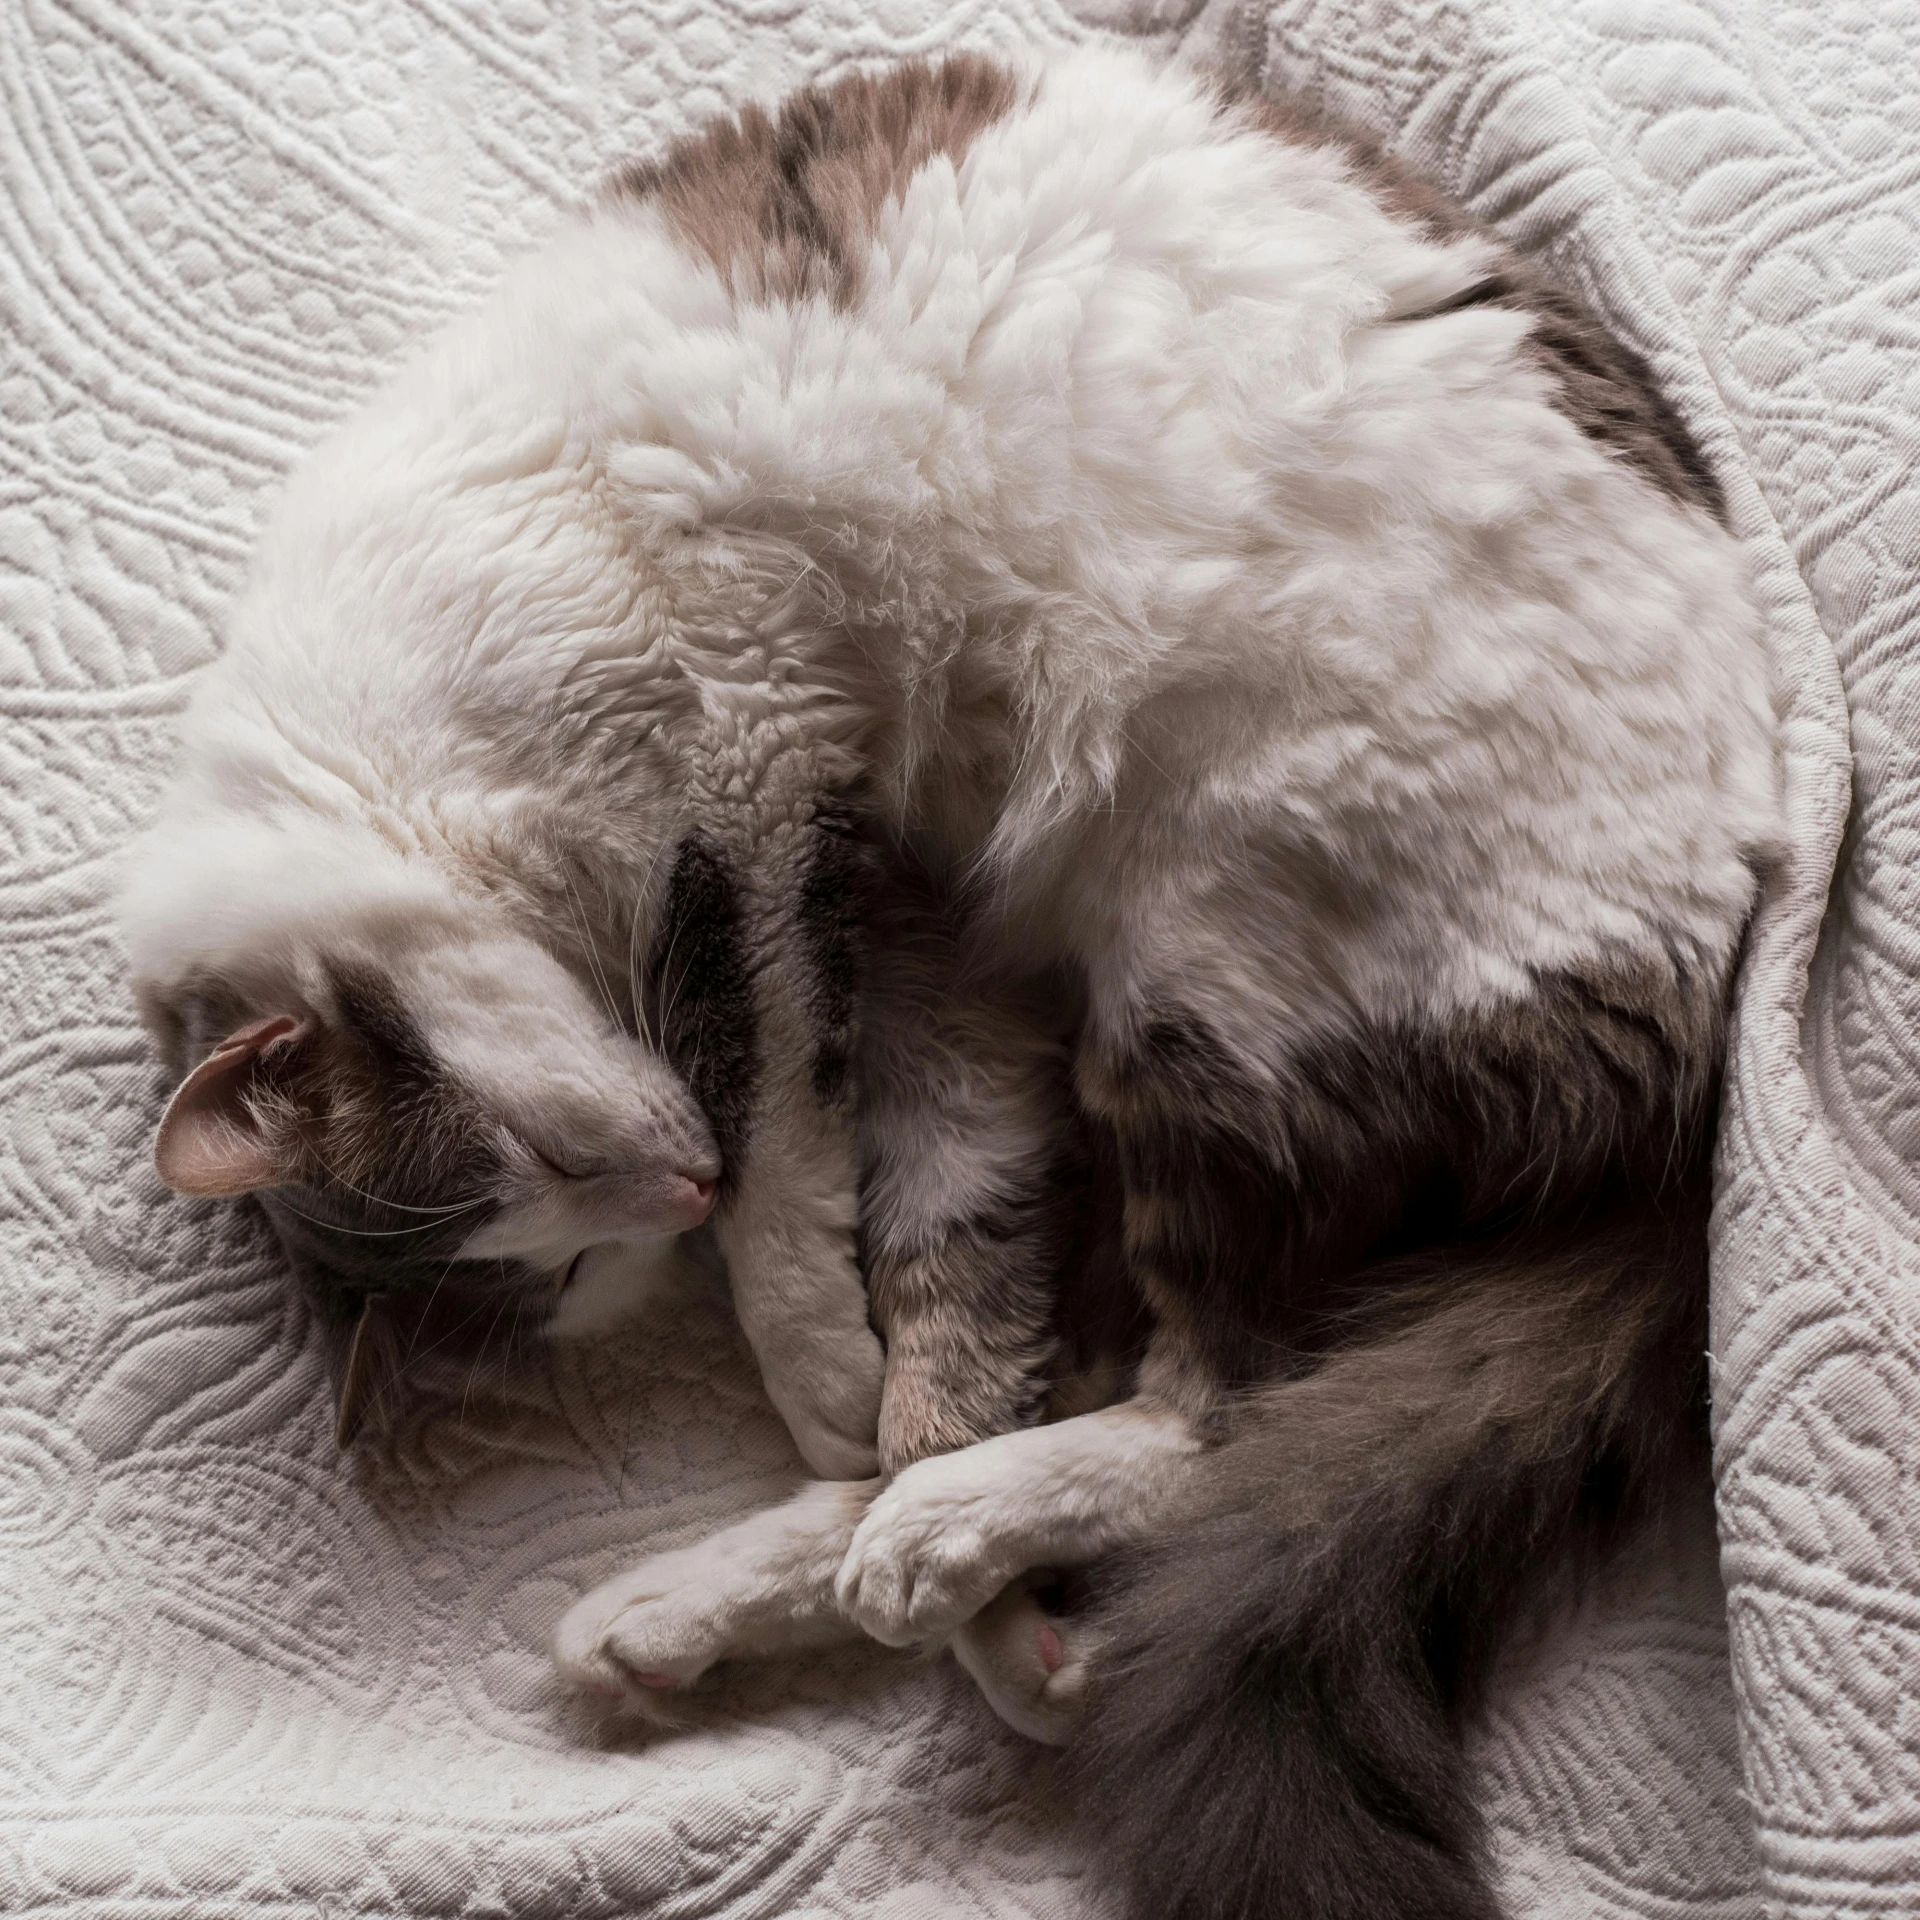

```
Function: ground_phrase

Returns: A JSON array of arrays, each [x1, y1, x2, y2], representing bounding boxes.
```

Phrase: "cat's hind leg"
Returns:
[[553, 1479, 876, 1708], [858, 867, 1081, 1475]]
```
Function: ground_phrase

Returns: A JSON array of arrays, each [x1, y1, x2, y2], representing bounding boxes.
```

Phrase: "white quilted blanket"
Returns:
[[3, 1, 1911, 1914]]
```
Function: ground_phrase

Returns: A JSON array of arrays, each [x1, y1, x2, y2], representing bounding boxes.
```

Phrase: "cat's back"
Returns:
[[195, 45, 1779, 988], [601, 44, 1480, 550]]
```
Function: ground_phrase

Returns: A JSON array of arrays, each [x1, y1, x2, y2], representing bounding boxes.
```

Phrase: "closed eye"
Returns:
[[531, 1146, 601, 1182]]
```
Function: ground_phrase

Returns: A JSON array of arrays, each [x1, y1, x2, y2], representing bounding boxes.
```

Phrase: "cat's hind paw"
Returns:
[[952, 1579, 1092, 1746]]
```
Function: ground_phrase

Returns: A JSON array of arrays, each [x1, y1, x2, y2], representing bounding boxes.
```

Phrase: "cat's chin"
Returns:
[[545, 1234, 691, 1340]]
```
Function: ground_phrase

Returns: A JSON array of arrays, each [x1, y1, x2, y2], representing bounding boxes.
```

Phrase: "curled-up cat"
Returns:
[[121, 44, 1783, 1920]]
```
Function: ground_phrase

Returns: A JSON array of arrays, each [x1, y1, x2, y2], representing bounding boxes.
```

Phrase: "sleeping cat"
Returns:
[[119, 45, 1782, 1920]]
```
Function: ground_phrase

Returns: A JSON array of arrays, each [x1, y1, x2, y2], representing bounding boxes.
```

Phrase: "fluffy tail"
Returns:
[[1062, 1186, 1708, 1920]]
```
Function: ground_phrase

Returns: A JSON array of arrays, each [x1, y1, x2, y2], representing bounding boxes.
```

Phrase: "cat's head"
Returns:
[[117, 201, 871, 1443], [120, 800, 722, 1441]]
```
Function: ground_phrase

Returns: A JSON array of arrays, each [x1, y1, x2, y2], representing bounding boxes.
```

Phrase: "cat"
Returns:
[[118, 44, 1784, 1920]]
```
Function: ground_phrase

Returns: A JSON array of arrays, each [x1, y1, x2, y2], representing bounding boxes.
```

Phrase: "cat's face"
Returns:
[[126, 816, 720, 1439], [117, 224, 803, 1443]]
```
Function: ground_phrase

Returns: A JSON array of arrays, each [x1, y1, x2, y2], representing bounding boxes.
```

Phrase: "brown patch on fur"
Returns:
[[168, 969, 511, 1320], [611, 56, 1020, 310], [1400, 267, 1728, 523], [1225, 81, 1728, 522], [1080, 952, 1727, 1386]]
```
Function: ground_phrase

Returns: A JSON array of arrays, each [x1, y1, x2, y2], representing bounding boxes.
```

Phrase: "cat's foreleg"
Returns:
[[712, 1100, 882, 1480], [656, 781, 885, 1480], [835, 1395, 1204, 1644], [859, 876, 1077, 1474], [551, 1479, 877, 1705]]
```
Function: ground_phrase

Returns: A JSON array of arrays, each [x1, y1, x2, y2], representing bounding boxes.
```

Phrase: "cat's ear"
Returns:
[[154, 1013, 317, 1196]]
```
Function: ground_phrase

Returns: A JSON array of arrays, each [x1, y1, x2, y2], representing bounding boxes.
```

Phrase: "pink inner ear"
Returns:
[[217, 1013, 315, 1055], [154, 1013, 316, 1197]]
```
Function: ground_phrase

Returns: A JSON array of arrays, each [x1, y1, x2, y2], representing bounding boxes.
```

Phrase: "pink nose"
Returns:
[[676, 1175, 717, 1227]]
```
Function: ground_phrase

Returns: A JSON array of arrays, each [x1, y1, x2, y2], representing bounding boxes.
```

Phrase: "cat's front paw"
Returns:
[[552, 1483, 871, 1707], [775, 1347, 884, 1482], [551, 1550, 732, 1705], [835, 1452, 1021, 1644]]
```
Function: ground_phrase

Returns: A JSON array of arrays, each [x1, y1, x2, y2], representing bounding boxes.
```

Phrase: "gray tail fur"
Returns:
[[1062, 1183, 1708, 1920]]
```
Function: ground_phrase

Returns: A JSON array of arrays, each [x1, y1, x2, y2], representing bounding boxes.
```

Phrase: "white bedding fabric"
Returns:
[[1, 1, 1912, 1914]]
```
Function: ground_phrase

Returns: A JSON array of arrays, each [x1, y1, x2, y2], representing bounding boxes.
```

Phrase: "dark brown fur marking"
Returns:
[[1081, 955, 1725, 1385], [795, 796, 875, 1107], [1229, 84, 1728, 523], [611, 55, 1020, 310], [650, 832, 758, 1193]]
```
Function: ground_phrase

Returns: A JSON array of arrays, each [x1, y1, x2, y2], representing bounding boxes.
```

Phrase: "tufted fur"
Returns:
[[611, 53, 1019, 310]]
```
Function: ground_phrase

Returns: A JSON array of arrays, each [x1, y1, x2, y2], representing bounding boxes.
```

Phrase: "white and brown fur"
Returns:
[[119, 48, 1782, 1920]]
